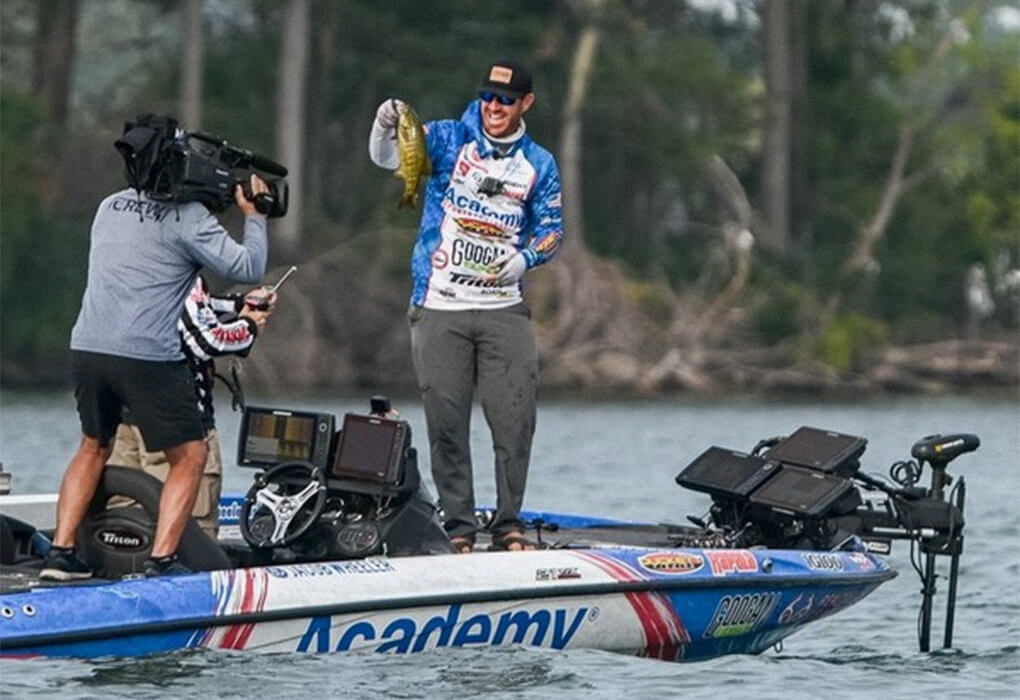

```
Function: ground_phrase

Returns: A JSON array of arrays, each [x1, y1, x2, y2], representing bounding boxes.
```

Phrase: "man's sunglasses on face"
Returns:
[[479, 91, 518, 106]]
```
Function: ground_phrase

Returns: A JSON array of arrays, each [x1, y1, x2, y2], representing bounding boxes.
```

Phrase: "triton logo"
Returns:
[[97, 529, 146, 550]]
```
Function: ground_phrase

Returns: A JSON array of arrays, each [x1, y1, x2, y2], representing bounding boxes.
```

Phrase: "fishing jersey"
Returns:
[[179, 277, 257, 428], [413, 100, 563, 310]]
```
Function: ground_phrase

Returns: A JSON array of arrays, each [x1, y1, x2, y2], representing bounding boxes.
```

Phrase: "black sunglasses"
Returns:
[[478, 91, 518, 106]]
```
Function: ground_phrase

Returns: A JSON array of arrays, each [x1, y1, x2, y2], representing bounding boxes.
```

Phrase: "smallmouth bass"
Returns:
[[396, 105, 432, 209]]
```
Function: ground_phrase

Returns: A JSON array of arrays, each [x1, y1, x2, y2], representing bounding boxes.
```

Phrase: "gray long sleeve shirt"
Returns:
[[70, 189, 268, 361]]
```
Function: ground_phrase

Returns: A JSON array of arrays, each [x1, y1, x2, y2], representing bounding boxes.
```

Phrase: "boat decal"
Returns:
[[778, 593, 815, 625], [703, 592, 780, 638], [848, 552, 875, 571], [705, 550, 759, 576], [263, 559, 395, 578], [574, 551, 690, 660], [637, 552, 704, 575], [535, 567, 582, 581], [295, 602, 592, 654], [801, 553, 845, 571], [190, 568, 271, 649]]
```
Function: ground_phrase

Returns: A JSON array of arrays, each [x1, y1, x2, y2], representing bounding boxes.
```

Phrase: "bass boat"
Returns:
[[0, 398, 977, 661]]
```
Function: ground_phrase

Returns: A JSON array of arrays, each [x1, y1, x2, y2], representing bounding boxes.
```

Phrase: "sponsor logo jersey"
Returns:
[[413, 100, 563, 310]]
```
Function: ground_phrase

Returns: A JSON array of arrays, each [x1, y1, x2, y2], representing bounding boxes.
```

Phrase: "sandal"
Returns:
[[490, 531, 536, 552], [449, 536, 474, 554]]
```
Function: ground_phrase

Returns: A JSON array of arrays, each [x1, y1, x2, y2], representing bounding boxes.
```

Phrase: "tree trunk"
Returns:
[[304, 6, 339, 215], [178, 0, 204, 129], [760, 0, 793, 254], [559, 21, 600, 252], [274, 0, 311, 253], [31, 0, 78, 128]]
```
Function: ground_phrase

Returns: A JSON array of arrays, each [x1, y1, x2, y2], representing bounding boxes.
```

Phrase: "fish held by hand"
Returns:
[[396, 104, 432, 210]]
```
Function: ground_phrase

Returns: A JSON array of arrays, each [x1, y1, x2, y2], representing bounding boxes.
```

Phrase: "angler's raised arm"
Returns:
[[369, 98, 404, 169]]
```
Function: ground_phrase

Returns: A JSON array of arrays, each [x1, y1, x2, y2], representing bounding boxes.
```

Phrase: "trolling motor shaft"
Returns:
[[907, 433, 978, 652]]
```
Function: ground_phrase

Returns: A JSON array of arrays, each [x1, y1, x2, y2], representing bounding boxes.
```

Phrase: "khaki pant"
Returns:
[[107, 423, 222, 539]]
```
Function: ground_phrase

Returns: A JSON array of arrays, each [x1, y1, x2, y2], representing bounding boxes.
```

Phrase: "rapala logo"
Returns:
[[638, 552, 704, 574], [705, 550, 758, 576], [96, 528, 146, 550], [297, 603, 591, 654]]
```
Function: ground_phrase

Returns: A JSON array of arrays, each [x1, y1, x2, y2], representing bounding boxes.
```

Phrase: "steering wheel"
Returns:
[[240, 461, 327, 549]]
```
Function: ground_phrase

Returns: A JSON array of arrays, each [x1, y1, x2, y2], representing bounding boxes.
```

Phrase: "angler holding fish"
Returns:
[[368, 59, 565, 555]]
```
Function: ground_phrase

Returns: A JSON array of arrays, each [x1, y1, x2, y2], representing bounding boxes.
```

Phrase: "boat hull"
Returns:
[[0, 547, 893, 660]]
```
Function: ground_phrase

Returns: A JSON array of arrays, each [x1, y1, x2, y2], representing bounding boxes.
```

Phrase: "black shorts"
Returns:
[[71, 350, 204, 451]]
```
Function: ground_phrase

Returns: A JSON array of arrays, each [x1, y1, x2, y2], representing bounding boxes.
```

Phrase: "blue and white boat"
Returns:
[[0, 400, 977, 661]]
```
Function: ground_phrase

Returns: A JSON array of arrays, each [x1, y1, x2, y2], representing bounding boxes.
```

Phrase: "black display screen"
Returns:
[[766, 426, 867, 476], [749, 465, 854, 517], [237, 407, 334, 469], [675, 446, 776, 499], [331, 414, 406, 484]]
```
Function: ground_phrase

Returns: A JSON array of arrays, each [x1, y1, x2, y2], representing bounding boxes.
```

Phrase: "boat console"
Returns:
[[231, 398, 454, 563]]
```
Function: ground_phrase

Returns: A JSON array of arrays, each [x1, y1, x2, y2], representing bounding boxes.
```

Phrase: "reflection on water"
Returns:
[[1, 392, 1018, 699]]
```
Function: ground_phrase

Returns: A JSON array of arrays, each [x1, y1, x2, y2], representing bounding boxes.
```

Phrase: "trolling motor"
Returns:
[[870, 433, 977, 652], [674, 426, 978, 652]]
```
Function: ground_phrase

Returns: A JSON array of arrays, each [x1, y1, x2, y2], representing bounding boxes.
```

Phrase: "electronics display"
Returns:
[[237, 406, 335, 470], [675, 446, 778, 499], [748, 464, 861, 518], [331, 413, 410, 486], [766, 426, 867, 477]]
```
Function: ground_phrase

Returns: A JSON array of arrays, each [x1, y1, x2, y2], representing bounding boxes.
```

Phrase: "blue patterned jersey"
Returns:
[[411, 100, 563, 309]]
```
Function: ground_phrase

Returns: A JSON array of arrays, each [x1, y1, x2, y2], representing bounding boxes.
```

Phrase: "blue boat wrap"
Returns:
[[0, 547, 893, 660]]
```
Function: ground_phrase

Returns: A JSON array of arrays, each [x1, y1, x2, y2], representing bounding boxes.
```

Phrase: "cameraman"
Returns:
[[41, 123, 271, 580]]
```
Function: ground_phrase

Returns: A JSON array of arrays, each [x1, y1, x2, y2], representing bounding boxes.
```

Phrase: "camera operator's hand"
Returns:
[[235, 174, 269, 216], [375, 98, 406, 129]]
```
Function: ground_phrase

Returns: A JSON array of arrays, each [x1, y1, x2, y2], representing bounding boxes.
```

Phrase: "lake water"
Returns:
[[1, 391, 1018, 699]]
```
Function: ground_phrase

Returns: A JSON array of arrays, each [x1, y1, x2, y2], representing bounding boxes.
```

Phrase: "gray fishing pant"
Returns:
[[409, 304, 538, 540]]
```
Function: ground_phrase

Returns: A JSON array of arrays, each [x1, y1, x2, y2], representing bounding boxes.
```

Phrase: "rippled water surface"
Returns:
[[2, 392, 1018, 699]]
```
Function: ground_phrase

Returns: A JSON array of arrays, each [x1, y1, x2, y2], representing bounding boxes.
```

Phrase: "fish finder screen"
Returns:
[[238, 407, 335, 469], [332, 414, 406, 484], [766, 426, 867, 476], [675, 446, 775, 499], [749, 465, 853, 517]]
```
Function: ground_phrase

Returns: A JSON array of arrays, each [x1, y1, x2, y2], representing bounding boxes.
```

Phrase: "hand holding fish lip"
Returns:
[[376, 98, 406, 129]]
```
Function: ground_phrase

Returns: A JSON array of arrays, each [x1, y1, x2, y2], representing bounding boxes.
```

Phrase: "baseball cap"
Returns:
[[479, 60, 533, 99]]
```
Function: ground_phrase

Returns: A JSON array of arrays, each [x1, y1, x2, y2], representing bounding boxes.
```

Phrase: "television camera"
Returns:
[[115, 113, 289, 217]]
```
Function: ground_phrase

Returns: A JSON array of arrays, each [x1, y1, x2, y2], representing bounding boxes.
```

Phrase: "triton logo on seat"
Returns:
[[296, 603, 591, 653], [96, 529, 146, 550]]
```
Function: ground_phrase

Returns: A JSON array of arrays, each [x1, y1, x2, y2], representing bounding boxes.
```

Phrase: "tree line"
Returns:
[[1, 0, 1017, 389]]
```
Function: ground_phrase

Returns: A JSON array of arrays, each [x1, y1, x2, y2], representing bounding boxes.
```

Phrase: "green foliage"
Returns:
[[0, 0, 1016, 386], [819, 312, 890, 374], [752, 281, 811, 346], [0, 88, 89, 378]]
